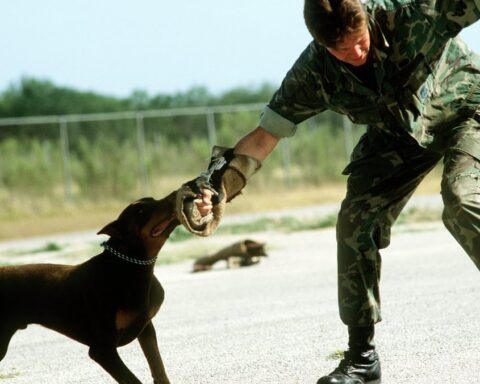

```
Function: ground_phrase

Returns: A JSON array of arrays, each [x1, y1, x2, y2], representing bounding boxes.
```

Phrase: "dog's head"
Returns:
[[244, 240, 268, 257], [98, 191, 179, 258]]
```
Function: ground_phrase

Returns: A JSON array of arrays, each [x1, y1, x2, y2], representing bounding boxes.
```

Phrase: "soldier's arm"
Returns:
[[262, 42, 328, 139], [234, 126, 280, 161], [195, 127, 279, 217], [178, 43, 327, 235], [420, 0, 480, 35]]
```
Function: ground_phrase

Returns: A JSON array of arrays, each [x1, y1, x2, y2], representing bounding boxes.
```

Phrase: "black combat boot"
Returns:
[[317, 325, 381, 384]]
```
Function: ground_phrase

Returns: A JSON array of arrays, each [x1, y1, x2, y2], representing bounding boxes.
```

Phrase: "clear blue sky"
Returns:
[[2, 1, 479, 98]]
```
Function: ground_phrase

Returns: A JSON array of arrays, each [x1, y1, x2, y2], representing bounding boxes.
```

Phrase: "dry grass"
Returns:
[[230, 170, 440, 213], [0, 206, 120, 241], [0, 174, 441, 241]]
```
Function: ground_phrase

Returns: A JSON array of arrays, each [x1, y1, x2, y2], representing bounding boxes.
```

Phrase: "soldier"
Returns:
[[177, 0, 480, 383]]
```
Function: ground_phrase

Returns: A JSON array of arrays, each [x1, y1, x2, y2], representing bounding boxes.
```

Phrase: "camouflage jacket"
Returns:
[[259, 0, 480, 150]]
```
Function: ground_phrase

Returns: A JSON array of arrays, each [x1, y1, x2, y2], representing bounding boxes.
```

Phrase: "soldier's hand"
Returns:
[[195, 189, 213, 217]]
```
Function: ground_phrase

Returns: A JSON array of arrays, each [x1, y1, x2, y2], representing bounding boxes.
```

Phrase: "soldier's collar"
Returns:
[[367, 14, 390, 60]]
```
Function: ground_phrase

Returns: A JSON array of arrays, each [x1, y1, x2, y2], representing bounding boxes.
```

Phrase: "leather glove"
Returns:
[[176, 146, 261, 236]]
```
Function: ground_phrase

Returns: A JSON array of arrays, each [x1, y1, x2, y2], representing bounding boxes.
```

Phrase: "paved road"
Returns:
[[1, 222, 479, 384]]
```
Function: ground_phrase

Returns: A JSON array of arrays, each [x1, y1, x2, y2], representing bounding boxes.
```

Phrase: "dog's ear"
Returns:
[[97, 220, 121, 238]]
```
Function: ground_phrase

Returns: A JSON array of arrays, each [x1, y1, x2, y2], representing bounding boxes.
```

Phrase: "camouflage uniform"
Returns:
[[259, 0, 480, 326]]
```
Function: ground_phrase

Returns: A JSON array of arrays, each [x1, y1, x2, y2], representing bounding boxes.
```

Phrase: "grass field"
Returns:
[[0, 173, 442, 241]]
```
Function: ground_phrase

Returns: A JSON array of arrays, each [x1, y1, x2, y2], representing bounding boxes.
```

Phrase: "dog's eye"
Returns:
[[136, 207, 153, 226], [137, 208, 149, 219]]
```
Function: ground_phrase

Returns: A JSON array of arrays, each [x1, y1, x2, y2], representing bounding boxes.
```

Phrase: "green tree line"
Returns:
[[0, 77, 275, 117], [0, 77, 276, 143]]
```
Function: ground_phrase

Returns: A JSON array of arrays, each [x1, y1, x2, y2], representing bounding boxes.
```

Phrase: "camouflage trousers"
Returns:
[[336, 118, 480, 326]]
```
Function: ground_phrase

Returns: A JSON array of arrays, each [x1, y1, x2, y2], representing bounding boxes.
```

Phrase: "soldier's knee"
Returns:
[[336, 208, 391, 250], [441, 166, 480, 212]]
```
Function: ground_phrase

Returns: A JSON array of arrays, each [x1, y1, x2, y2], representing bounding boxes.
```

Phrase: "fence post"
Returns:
[[281, 140, 292, 188], [342, 115, 354, 161], [136, 113, 149, 195], [59, 117, 73, 202], [206, 111, 217, 147]]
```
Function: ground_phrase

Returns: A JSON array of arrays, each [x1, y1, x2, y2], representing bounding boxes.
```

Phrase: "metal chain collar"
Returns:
[[101, 242, 157, 266]]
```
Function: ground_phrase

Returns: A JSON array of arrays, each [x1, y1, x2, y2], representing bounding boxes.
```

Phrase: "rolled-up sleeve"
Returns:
[[259, 106, 297, 138], [258, 41, 328, 138], [422, 0, 480, 35]]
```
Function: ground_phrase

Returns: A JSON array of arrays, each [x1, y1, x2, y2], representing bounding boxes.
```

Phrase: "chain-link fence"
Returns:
[[0, 103, 364, 210]]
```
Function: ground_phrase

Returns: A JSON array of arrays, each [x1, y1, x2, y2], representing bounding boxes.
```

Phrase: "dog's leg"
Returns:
[[138, 321, 170, 384], [88, 345, 142, 384], [0, 325, 17, 361]]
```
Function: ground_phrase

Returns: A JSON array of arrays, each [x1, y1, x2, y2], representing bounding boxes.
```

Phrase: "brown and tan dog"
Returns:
[[0, 192, 179, 384]]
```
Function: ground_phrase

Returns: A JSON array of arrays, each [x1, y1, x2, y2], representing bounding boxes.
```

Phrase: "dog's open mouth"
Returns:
[[150, 213, 176, 237]]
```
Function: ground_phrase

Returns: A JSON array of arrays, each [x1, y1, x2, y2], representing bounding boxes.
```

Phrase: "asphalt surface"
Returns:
[[1, 219, 479, 384]]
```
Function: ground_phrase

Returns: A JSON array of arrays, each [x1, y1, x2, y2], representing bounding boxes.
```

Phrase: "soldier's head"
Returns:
[[304, 0, 370, 66]]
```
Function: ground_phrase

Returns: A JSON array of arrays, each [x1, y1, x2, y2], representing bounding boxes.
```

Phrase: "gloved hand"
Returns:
[[176, 146, 261, 236]]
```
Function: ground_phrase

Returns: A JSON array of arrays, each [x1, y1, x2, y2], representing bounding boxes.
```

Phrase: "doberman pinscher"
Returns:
[[0, 191, 179, 384]]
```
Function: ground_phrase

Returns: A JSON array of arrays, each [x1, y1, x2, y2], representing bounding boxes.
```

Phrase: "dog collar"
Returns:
[[101, 242, 158, 266]]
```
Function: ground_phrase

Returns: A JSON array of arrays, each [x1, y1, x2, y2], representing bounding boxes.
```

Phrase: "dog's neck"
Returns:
[[101, 241, 157, 266]]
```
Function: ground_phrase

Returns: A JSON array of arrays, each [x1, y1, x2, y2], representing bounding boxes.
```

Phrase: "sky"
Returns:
[[2, 1, 480, 98]]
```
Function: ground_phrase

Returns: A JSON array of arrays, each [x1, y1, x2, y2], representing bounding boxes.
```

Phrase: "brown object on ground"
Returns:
[[192, 239, 267, 272]]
